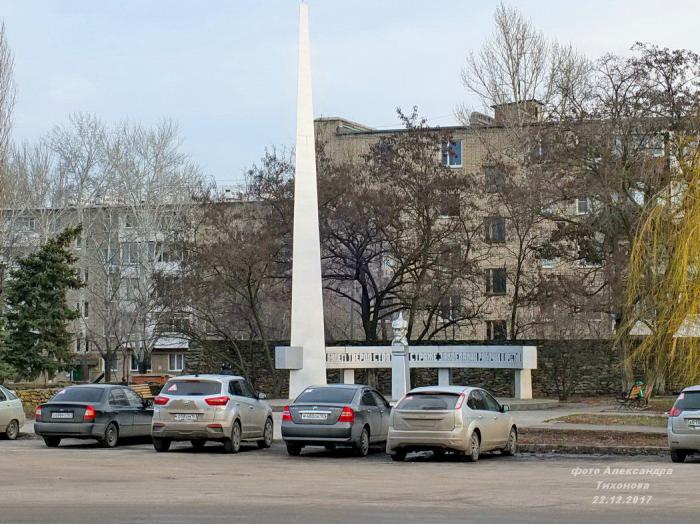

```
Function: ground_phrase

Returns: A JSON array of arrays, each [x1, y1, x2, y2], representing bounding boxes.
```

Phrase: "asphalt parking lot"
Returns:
[[1, 436, 699, 524]]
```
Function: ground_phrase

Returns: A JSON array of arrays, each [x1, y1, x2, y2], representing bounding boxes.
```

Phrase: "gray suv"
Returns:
[[151, 374, 273, 453]]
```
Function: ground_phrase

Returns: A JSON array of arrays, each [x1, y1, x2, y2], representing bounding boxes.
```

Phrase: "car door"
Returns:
[[481, 390, 510, 447], [467, 390, 498, 451], [242, 380, 267, 432], [360, 389, 382, 442], [229, 380, 258, 437], [123, 387, 152, 437], [371, 390, 390, 440], [107, 388, 134, 437], [0, 388, 9, 428]]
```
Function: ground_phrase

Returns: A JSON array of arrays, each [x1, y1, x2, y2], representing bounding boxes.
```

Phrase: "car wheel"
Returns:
[[466, 431, 480, 462], [670, 450, 687, 463], [390, 449, 407, 462], [286, 443, 303, 456], [5, 419, 19, 440], [223, 421, 241, 454], [502, 427, 518, 456], [191, 439, 206, 449], [353, 426, 370, 457], [153, 437, 172, 452], [43, 436, 61, 448], [101, 422, 119, 448], [257, 418, 273, 449]]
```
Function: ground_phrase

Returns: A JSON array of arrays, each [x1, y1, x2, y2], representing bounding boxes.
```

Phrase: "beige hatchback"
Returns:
[[386, 386, 517, 462], [0, 384, 26, 440]]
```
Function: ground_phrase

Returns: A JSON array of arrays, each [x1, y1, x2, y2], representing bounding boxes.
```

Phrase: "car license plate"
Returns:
[[51, 412, 73, 419], [301, 412, 328, 421], [174, 414, 198, 422], [688, 419, 700, 427]]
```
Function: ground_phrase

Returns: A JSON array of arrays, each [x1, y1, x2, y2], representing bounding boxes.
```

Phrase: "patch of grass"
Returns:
[[545, 414, 667, 428], [520, 428, 665, 447]]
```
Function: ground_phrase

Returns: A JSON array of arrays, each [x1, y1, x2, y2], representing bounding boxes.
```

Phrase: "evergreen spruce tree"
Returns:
[[2, 226, 82, 380]]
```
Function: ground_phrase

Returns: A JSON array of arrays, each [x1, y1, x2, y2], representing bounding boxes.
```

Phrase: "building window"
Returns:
[[486, 320, 508, 340], [82, 268, 88, 283], [130, 354, 151, 372], [438, 192, 460, 217], [540, 257, 556, 269], [442, 140, 462, 167], [484, 216, 506, 243], [484, 268, 507, 295], [439, 295, 462, 322], [168, 353, 185, 372], [576, 197, 591, 215], [75, 338, 81, 353], [105, 356, 118, 373], [120, 242, 140, 265], [83, 302, 89, 319], [484, 167, 505, 193], [84, 339, 90, 353], [17, 217, 36, 232]]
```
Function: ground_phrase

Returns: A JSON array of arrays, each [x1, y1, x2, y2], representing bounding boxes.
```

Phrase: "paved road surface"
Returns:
[[1, 437, 698, 524]]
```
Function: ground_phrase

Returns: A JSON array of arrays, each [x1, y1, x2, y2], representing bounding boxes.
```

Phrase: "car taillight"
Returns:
[[83, 405, 96, 422], [454, 393, 466, 410], [204, 396, 230, 406], [35, 406, 42, 420], [338, 406, 355, 423], [668, 406, 682, 417], [153, 396, 169, 406], [282, 406, 292, 422]]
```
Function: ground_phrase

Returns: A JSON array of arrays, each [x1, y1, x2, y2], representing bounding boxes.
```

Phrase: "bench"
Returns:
[[129, 383, 155, 400], [615, 382, 648, 410]]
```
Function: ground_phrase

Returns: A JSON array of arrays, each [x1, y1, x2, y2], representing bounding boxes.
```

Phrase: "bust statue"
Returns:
[[392, 312, 408, 346]]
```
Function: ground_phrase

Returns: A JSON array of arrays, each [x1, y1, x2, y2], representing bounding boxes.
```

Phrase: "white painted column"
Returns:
[[438, 368, 451, 386], [342, 369, 355, 385], [288, 3, 327, 399], [514, 369, 533, 400]]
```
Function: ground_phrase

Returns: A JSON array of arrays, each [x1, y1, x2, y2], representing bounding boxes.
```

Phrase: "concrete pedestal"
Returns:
[[391, 345, 411, 400]]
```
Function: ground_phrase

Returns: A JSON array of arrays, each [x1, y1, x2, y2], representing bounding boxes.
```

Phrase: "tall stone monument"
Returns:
[[288, 2, 327, 398]]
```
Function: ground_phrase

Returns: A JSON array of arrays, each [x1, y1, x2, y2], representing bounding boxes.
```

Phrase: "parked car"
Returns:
[[151, 374, 273, 453], [281, 384, 391, 457], [0, 384, 26, 440], [34, 384, 153, 448], [386, 386, 517, 462], [667, 385, 700, 463]]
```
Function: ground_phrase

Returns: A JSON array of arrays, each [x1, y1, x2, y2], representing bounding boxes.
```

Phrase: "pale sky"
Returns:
[[2, 0, 699, 185]]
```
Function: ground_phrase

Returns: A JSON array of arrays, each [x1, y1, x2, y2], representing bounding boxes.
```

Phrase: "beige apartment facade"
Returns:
[[314, 110, 614, 343]]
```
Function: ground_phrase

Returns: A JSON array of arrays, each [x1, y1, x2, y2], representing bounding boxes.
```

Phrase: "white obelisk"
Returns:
[[288, 2, 327, 398]]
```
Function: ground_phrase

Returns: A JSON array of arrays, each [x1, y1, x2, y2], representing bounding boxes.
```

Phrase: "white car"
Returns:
[[0, 385, 26, 440], [668, 385, 700, 463]]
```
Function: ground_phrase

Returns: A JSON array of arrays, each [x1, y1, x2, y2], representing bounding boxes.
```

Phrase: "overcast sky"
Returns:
[[2, 0, 699, 185]]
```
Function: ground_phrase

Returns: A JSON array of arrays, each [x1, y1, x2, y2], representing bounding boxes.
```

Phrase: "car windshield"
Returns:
[[295, 387, 357, 404], [397, 393, 460, 410], [675, 391, 700, 411], [51, 387, 105, 403], [162, 380, 221, 396]]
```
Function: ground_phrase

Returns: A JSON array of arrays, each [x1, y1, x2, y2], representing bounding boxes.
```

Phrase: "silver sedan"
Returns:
[[282, 384, 391, 457], [0, 384, 26, 440], [668, 385, 700, 463], [386, 385, 517, 462]]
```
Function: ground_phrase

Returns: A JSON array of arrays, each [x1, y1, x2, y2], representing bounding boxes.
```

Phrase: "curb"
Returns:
[[519, 443, 667, 456]]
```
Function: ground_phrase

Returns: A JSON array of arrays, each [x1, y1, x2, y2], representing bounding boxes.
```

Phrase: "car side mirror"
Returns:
[[257, 392, 267, 400], [501, 404, 510, 413]]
